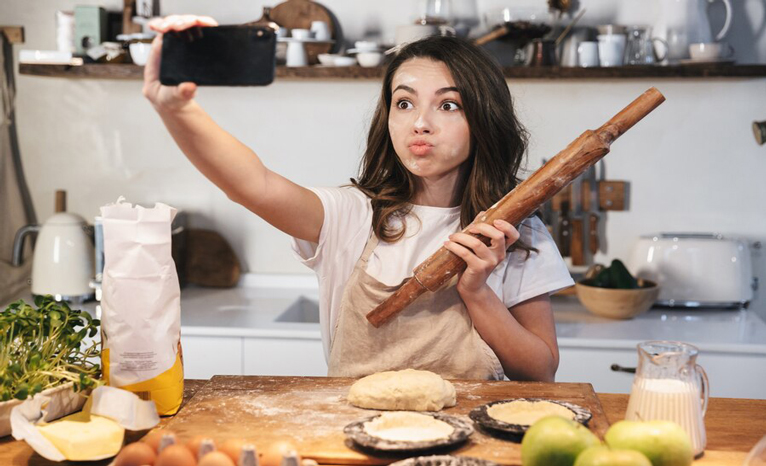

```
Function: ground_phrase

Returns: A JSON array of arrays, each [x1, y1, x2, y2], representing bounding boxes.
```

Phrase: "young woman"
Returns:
[[145, 15, 573, 382]]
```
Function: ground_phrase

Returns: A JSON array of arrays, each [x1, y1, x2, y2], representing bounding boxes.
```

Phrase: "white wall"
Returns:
[[2, 0, 766, 317]]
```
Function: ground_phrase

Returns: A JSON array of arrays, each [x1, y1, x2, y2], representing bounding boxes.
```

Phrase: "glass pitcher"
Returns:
[[625, 341, 709, 457], [624, 26, 668, 65]]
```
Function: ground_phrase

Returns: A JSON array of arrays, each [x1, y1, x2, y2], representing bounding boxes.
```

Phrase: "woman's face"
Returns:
[[388, 58, 471, 181]]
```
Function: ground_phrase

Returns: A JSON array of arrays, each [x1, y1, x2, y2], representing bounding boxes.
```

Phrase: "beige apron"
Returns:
[[328, 232, 505, 380]]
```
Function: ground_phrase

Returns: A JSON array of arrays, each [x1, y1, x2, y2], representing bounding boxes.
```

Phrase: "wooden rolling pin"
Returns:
[[366, 87, 665, 328]]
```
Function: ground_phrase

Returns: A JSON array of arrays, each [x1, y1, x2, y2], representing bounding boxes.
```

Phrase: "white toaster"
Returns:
[[627, 233, 756, 308]]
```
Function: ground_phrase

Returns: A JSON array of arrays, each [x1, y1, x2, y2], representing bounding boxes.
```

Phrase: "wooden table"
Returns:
[[0, 378, 763, 465]]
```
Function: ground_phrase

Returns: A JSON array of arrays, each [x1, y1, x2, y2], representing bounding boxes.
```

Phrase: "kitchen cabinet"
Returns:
[[556, 345, 766, 399], [243, 337, 327, 376], [181, 335, 244, 379], [181, 334, 327, 379]]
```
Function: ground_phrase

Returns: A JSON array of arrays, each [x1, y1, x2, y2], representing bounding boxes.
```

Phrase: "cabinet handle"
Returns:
[[610, 364, 636, 374]]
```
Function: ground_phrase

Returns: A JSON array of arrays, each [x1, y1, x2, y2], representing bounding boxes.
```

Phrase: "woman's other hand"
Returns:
[[142, 15, 218, 111], [444, 215, 520, 298]]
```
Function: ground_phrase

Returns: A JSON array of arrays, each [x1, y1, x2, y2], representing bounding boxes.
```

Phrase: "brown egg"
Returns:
[[114, 441, 158, 466], [186, 435, 216, 459], [155, 444, 197, 466], [198, 451, 235, 466], [260, 440, 298, 466], [143, 430, 178, 453], [219, 438, 249, 463]]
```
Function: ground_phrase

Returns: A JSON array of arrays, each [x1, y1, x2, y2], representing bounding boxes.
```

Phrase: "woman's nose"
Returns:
[[412, 113, 433, 134]]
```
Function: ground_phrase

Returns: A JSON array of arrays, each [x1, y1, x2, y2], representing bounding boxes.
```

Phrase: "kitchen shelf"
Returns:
[[18, 62, 766, 80]]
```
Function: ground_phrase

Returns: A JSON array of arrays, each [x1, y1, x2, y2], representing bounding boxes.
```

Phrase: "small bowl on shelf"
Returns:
[[357, 52, 384, 67], [575, 279, 659, 320]]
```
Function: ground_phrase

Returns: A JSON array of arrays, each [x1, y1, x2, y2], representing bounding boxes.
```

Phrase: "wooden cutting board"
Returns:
[[270, 0, 337, 64], [163, 376, 610, 466]]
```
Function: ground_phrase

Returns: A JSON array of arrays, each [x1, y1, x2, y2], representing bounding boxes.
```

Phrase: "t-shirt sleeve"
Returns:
[[290, 186, 370, 271], [501, 215, 574, 308]]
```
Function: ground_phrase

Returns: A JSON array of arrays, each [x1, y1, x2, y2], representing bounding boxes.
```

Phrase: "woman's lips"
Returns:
[[409, 142, 433, 156]]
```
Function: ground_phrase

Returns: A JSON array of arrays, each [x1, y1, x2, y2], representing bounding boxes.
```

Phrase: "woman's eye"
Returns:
[[441, 101, 461, 111], [396, 100, 413, 110]]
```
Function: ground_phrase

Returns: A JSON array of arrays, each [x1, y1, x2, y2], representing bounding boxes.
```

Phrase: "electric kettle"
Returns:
[[12, 191, 94, 302]]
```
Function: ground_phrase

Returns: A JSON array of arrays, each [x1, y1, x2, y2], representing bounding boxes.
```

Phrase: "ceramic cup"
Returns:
[[577, 41, 600, 67], [689, 42, 734, 61], [286, 40, 308, 67], [310, 21, 330, 41], [597, 33, 626, 67], [291, 28, 312, 40]]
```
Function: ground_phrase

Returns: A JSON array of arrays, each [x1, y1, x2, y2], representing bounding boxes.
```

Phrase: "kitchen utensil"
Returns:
[[585, 164, 599, 254], [577, 41, 599, 67], [270, 0, 339, 64], [11, 190, 94, 303], [626, 341, 709, 456], [653, 0, 732, 62], [366, 87, 666, 327], [597, 33, 626, 67], [557, 198, 571, 257], [627, 233, 755, 308], [570, 170, 585, 265], [575, 279, 659, 319], [390, 456, 499, 466], [527, 38, 557, 66], [624, 26, 668, 65], [555, 8, 586, 47], [483, 7, 552, 43], [163, 375, 611, 465]]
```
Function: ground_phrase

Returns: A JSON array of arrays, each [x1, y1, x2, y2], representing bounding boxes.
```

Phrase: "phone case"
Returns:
[[160, 25, 277, 86]]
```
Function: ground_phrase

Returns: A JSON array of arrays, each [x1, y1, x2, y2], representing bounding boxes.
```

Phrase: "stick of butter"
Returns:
[[36, 411, 124, 461]]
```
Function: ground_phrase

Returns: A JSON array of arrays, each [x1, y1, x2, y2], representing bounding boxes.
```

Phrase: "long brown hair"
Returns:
[[352, 36, 533, 253]]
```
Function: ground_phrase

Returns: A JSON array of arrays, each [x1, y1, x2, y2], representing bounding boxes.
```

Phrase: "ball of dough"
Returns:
[[347, 369, 456, 411]]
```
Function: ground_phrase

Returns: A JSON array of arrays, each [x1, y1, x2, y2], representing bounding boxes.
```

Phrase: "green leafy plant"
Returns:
[[0, 295, 101, 402]]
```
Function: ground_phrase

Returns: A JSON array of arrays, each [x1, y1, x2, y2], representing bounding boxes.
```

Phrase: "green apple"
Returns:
[[604, 420, 693, 466], [521, 415, 601, 466], [574, 445, 653, 466]]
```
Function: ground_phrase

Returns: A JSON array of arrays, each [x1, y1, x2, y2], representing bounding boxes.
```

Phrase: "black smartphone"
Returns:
[[160, 25, 277, 86]]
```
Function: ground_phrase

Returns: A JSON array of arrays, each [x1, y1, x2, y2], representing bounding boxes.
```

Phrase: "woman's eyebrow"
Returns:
[[436, 87, 459, 95], [393, 84, 416, 95]]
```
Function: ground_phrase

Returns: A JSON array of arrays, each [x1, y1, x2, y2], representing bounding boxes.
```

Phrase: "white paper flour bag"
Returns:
[[99, 197, 183, 415]]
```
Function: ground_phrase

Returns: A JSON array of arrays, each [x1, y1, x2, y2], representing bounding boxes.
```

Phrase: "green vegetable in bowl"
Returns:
[[584, 259, 640, 289], [0, 295, 101, 402]]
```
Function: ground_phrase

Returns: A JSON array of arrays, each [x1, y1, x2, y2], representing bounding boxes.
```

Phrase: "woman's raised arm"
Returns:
[[143, 15, 323, 243]]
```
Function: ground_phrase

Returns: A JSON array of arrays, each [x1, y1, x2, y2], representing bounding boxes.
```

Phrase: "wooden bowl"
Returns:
[[575, 279, 659, 319]]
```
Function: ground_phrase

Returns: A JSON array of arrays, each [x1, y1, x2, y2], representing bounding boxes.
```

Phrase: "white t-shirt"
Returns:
[[291, 186, 574, 361]]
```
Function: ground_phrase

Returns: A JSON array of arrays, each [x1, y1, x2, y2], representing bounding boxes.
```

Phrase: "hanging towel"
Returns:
[[0, 33, 37, 304]]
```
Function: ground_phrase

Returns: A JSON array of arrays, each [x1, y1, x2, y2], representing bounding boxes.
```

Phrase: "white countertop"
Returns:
[[10, 276, 766, 354], [172, 282, 766, 355]]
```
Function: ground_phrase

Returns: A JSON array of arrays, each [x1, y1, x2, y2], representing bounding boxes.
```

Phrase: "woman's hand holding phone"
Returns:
[[143, 15, 218, 111]]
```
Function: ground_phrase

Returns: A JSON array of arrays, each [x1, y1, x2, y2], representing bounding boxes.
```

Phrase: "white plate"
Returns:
[[346, 48, 384, 54]]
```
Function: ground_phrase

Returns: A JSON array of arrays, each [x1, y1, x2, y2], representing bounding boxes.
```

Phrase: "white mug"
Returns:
[[597, 34, 626, 67], [577, 41, 600, 68], [286, 40, 308, 67], [310, 21, 330, 41]]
